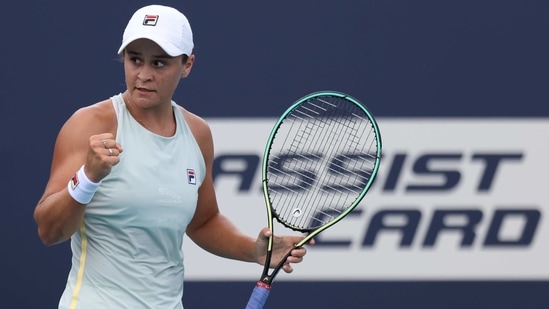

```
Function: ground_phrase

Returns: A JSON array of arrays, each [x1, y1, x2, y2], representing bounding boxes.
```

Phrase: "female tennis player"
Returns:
[[33, 5, 311, 308]]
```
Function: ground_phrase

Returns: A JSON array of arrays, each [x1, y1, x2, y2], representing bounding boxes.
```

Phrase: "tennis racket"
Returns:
[[244, 91, 382, 309]]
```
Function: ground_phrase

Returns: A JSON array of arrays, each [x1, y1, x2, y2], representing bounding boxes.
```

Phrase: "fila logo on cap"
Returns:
[[143, 15, 159, 26]]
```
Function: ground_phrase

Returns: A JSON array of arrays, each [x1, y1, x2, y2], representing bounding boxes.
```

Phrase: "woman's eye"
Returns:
[[154, 60, 166, 67], [130, 57, 142, 64]]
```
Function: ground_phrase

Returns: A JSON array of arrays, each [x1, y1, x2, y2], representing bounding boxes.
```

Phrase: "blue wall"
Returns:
[[2, 0, 549, 308]]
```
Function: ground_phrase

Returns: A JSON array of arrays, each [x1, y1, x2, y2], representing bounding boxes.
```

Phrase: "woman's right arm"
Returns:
[[34, 102, 121, 246]]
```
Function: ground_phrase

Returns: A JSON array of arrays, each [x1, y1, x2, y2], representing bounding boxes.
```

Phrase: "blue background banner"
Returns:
[[2, 1, 548, 308]]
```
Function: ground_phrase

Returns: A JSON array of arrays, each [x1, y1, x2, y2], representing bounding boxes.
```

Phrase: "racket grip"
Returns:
[[245, 281, 271, 309]]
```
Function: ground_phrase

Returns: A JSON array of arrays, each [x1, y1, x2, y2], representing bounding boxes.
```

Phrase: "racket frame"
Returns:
[[258, 90, 382, 285]]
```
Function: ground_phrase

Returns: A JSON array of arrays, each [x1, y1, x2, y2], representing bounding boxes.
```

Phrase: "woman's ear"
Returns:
[[181, 54, 195, 78]]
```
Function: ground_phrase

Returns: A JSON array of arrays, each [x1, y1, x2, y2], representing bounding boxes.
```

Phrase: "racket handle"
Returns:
[[245, 281, 271, 309]]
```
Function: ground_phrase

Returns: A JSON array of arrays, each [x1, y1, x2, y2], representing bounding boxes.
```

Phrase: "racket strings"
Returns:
[[268, 96, 379, 230], [302, 106, 357, 224], [275, 99, 349, 226], [270, 107, 364, 225], [305, 107, 373, 227]]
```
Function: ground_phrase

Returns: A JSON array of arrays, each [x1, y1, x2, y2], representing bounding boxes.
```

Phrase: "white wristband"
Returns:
[[67, 165, 102, 204]]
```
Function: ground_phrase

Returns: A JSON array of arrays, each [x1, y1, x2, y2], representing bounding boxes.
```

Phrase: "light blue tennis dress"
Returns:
[[59, 94, 205, 309]]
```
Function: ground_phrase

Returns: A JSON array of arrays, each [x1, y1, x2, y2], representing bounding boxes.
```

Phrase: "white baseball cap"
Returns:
[[118, 5, 194, 57]]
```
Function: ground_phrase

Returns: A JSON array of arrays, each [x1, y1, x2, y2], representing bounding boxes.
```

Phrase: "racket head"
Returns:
[[262, 91, 382, 243]]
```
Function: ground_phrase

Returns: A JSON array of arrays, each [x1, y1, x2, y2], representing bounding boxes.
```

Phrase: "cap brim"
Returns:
[[117, 36, 186, 57]]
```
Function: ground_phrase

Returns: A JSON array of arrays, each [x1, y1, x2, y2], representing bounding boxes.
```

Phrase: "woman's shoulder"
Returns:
[[176, 105, 214, 157], [177, 106, 212, 138], [64, 98, 118, 135]]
